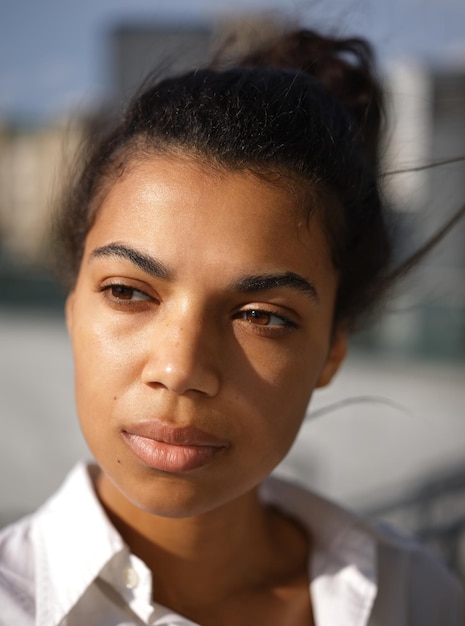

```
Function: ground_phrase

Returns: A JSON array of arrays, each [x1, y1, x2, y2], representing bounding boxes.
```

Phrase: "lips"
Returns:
[[121, 420, 228, 473]]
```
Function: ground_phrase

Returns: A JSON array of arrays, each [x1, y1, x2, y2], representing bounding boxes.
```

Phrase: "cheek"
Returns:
[[235, 328, 328, 405], [230, 337, 325, 459], [71, 309, 142, 416]]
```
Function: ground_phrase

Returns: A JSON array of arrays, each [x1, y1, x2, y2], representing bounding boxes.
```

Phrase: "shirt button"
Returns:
[[123, 566, 140, 589]]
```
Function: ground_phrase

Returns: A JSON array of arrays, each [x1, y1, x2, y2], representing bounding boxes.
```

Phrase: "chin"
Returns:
[[113, 470, 235, 520]]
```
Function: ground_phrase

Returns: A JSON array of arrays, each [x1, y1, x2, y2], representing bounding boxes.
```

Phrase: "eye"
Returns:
[[101, 283, 152, 303], [236, 309, 296, 328]]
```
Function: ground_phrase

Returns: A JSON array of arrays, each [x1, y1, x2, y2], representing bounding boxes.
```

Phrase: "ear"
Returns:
[[65, 291, 75, 334], [315, 330, 348, 389]]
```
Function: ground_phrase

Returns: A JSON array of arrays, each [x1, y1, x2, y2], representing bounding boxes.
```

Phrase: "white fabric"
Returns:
[[0, 462, 463, 625]]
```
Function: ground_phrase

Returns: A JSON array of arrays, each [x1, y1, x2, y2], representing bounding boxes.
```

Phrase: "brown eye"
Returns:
[[237, 309, 295, 328], [110, 285, 135, 300], [101, 284, 152, 302], [245, 310, 272, 325]]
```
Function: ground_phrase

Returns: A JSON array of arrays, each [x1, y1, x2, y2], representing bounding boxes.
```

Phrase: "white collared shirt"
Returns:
[[0, 463, 463, 625]]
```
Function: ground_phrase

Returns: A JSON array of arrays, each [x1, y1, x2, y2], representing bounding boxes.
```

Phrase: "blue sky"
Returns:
[[1, 0, 465, 122]]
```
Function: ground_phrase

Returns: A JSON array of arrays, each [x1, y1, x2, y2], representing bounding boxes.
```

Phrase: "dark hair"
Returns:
[[55, 28, 391, 330]]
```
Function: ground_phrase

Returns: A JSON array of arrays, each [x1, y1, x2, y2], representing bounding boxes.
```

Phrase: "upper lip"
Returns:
[[122, 420, 229, 448]]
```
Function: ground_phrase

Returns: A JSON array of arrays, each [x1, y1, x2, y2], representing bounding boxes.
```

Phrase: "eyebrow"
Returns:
[[234, 273, 319, 302], [90, 244, 171, 279], [90, 243, 318, 301]]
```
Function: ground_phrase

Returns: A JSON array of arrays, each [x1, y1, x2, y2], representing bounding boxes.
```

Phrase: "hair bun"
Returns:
[[239, 29, 383, 165]]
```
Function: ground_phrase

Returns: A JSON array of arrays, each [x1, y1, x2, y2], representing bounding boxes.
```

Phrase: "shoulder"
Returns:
[[0, 515, 36, 624], [263, 475, 465, 624], [372, 522, 465, 625]]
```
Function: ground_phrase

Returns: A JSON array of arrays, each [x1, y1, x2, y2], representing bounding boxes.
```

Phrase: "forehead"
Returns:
[[86, 153, 333, 276]]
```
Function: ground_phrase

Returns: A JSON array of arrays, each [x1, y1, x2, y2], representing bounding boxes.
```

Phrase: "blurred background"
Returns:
[[1, 0, 464, 580]]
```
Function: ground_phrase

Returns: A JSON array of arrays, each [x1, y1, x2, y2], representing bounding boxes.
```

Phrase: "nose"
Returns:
[[141, 308, 221, 398]]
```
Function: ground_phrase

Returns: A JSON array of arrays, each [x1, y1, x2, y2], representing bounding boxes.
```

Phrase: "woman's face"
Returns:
[[66, 154, 346, 518]]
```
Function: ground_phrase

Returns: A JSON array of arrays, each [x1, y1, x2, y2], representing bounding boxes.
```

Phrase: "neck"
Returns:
[[96, 471, 309, 610]]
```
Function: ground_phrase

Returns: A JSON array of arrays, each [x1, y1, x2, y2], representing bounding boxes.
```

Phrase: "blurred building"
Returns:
[[110, 22, 212, 112], [361, 63, 465, 360], [0, 120, 83, 267]]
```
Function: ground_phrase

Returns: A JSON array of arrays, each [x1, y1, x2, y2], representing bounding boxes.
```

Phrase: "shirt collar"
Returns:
[[32, 462, 127, 626]]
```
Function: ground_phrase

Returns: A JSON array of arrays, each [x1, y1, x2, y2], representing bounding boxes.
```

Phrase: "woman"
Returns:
[[0, 29, 463, 625]]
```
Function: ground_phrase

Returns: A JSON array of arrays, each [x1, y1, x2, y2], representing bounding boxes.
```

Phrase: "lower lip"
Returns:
[[122, 432, 225, 473]]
